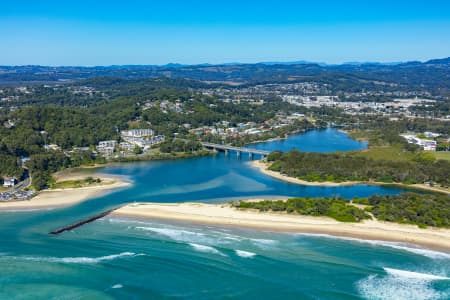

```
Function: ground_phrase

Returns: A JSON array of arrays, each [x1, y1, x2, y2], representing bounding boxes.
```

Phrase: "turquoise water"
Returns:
[[0, 129, 448, 299]]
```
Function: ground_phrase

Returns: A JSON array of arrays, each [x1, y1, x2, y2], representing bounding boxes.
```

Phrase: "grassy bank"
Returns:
[[50, 177, 104, 189], [435, 151, 450, 161], [267, 129, 450, 188]]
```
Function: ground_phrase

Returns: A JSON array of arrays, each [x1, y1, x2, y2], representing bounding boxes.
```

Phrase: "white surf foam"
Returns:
[[223, 236, 242, 241], [384, 268, 450, 281], [294, 233, 450, 259], [357, 273, 445, 300], [209, 230, 244, 242], [235, 250, 256, 258], [189, 243, 226, 256], [357, 267, 449, 300], [17, 252, 139, 264], [111, 284, 123, 289], [250, 238, 278, 249], [361, 240, 450, 260], [137, 226, 209, 241], [137, 226, 246, 246], [380, 244, 450, 260]]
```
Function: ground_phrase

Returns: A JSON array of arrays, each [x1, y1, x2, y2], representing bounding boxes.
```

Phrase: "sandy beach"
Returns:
[[250, 160, 362, 186], [114, 202, 450, 251], [250, 160, 450, 194], [0, 175, 130, 211]]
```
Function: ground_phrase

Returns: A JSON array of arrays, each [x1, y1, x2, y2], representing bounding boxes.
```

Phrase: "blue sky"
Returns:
[[1, 0, 449, 65]]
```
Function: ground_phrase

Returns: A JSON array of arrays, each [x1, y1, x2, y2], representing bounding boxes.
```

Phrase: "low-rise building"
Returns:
[[3, 177, 16, 188], [119, 142, 135, 151], [98, 140, 117, 148], [73, 146, 90, 151], [401, 134, 437, 151], [121, 128, 154, 138], [120, 128, 165, 150], [97, 140, 117, 156], [43, 144, 60, 151]]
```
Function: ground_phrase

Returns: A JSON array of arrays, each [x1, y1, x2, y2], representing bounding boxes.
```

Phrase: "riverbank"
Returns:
[[111, 149, 214, 163], [0, 174, 130, 211], [250, 160, 450, 194], [250, 160, 363, 186], [114, 202, 450, 251], [338, 129, 370, 142]]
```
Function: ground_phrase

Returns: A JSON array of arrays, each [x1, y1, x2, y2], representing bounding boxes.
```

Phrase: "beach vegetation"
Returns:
[[353, 193, 450, 228], [232, 197, 371, 222], [233, 193, 450, 228], [50, 177, 103, 189]]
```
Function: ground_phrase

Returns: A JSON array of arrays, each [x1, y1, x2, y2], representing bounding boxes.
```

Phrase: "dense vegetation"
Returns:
[[232, 192, 450, 228], [0, 78, 310, 189], [0, 99, 133, 189], [51, 176, 102, 189], [232, 197, 370, 222], [268, 149, 450, 186], [159, 139, 203, 153], [353, 193, 450, 228], [25, 152, 106, 190], [1, 71, 448, 191], [267, 126, 450, 186]]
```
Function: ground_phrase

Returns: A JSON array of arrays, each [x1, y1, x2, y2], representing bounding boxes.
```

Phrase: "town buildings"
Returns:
[[96, 129, 165, 156], [120, 129, 165, 150], [96, 140, 117, 156], [401, 134, 438, 151]]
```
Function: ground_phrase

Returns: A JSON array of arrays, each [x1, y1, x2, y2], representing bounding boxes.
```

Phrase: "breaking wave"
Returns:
[[295, 233, 450, 259], [378, 244, 450, 260], [136, 226, 249, 246], [249, 238, 278, 249], [8, 252, 141, 264], [188, 243, 226, 256], [357, 267, 449, 300], [137, 226, 206, 240], [384, 268, 450, 281], [111, 284, 123, 289], [235, 250, 256, 258]]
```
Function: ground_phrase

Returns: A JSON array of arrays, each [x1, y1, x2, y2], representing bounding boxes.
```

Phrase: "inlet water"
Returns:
[[0, 129, 448, 299]]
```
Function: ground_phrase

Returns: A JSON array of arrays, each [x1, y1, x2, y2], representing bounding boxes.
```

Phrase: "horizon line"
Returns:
[[1, 56, 449, 68]]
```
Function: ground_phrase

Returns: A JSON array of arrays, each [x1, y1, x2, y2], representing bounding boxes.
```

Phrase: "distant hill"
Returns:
[[0, 57, 449, 91], [425, 57, 450, 65]]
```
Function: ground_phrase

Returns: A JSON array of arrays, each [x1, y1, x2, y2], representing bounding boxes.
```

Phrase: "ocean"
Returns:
[[0, 129, 448, 299]]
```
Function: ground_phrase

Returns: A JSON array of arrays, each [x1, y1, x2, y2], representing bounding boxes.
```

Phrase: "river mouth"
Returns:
[[2, 129, 448, 300]]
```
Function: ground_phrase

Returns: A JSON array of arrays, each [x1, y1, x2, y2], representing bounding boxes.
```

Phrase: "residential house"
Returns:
[[3, 177, 16, 188]]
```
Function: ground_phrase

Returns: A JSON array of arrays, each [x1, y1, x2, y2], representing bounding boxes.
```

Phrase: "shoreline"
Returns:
[[113, 202, 450, 251], [250, 160, 450, 194], [0, 174, 131, 211], [53, 150, 216, 173], [337, 129, 370, 142], [250, 160, 364, 187]]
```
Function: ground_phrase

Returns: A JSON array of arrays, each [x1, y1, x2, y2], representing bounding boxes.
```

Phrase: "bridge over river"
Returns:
[[201, 142, 270, 158]]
